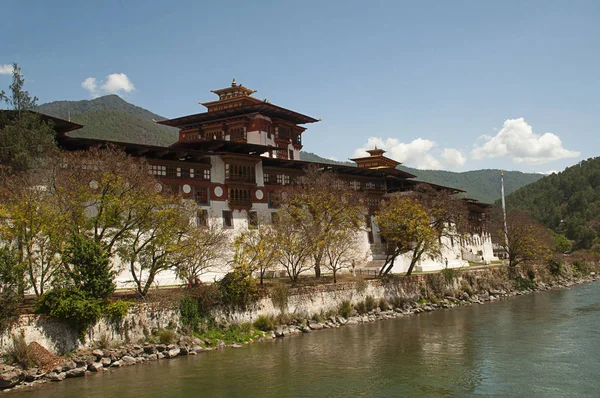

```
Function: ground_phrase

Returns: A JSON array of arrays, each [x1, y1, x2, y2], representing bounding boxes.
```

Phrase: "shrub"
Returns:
[[441, 268, 457, 284], [573, 260, 591, 275], [4, 333, 39, 369], [547, 256, 565, 277], [158, 328, 176, 345], [526, 269, 536, 281], [104, 300, 133, 323], [390, 296, 407, 309], [355, 301, 367, 314], [95, 333, 111, 349], [0, 247, 23, 333], [355, 276, 368, 293], [179, 296, 201, 332], [219, 265, 259, 310], [339, 300, 353, 318], [311, 312, 323, 323], [37, 288, 103, 340], [515, 276, 535, 291], [378, 297, 390, 311], [364, 295, 376, 312], [270, 283, 290, 314], [253, 315, 275, 331]]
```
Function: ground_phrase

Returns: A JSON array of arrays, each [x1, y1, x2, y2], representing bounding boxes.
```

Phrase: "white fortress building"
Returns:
[[55, 80, 497, 287]]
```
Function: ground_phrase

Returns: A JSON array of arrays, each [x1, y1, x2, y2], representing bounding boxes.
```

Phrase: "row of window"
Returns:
[[165, 185, 210, 205], [149, 164, 210, 180], [263, 173, 291, 185], [225, 163, 256, 183]]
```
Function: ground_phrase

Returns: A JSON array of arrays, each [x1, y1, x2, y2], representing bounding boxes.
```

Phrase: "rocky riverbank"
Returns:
[[2, 270, 598, 394]]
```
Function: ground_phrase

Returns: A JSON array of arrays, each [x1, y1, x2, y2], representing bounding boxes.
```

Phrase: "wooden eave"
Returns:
[[57, 137, 211, 162], [201, 96, 263, 108], [169, 140, 274, 155], [0, 110, 83, 136], [158, 103, 319, 128]]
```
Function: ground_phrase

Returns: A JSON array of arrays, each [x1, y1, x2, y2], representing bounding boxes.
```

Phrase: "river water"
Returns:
[[10, 282, 600, 397]]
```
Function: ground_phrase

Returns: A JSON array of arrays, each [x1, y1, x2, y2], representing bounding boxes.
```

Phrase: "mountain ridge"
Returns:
[[37, 95, 543, 203]]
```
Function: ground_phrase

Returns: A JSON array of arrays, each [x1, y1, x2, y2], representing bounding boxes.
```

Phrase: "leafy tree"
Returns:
[[218, 263, 259, 310], [0, 247, 24, 332], [413, 183, 469, 242], [0, 63, 57, 172], [324, 230, 364, 283], [553, 233, 572, 253], [175, 223, 229, 287], [0, 169, 65, 296], [493, 209, 551, 268], [271, 210, 314, 283], [117, 194, 189, 297], [277, 165, 365, 278], [376, 196, 440, 276], [61, 233, 115, 300], [233, 226, 278, 285]]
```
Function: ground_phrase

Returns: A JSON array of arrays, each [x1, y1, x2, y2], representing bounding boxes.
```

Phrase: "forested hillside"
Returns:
[[504, 157, 600, 250], [37, 95, 178, 146], [301, 151, 542, 203]]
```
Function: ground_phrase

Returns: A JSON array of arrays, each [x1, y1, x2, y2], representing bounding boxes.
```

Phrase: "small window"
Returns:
[[271, 212, 279, 224], [248, 211, 258, 229], [204, 169, 211, 180], [284, 175, 290, 185], [268, 192, 279, 209], [176, 167, 182, 177], [196, 210, 208, 227], [264, 173, 271, 184], [223, 210, 233, 228], [194, 186, 209, 205], [276, 174, 283, 185], [289, 149, 294, 160], [190, 168, 195, 178], [149, 164, 166, 176]]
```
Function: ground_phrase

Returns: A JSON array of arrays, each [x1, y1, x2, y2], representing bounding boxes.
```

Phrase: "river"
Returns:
[[10, 282, 600, 397]]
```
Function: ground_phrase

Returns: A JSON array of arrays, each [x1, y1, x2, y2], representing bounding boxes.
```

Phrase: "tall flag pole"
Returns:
[[500, 170, 509, 259]]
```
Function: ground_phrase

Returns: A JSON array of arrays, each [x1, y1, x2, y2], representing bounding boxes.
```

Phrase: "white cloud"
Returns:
[[0, 64, 14, 75], [327, 156, 338, 161], [538, 170, 558, 175], [354, 137, 443, 170], [81, 77, 98, 97], [472, 118, 580, 164], [81, 73, 135, 98], [442, 148, 467, 168]]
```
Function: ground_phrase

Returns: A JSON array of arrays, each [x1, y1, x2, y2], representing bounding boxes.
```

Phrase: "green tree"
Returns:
[[62, 233, 115, 300], [0, 247, 24, 332], [553, 233, 572, 253], [376, 196, 440, 276], [0, 63, 57, 172]]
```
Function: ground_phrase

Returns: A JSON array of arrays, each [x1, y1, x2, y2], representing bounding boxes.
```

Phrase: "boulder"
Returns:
[[308, 322, 323, 330], [146, 354, 158, 361], [24, 368, 42, 383], [92, 349, 104, 358], [61, 360, 77, 372], [165, 348, 181, 359], [88, 362, 104, 372], [66, 368, 86, 378], [46, 372, 66, 382], [155, 344, 166, 352], [0, 367, 23, 389], [121, 355, 137, 366], [110, 360, 122, 368], [302, 326, 311, 333], [179, 346, 189, 355], [143, 345, 156, 354], [101, 357, 112, 367]]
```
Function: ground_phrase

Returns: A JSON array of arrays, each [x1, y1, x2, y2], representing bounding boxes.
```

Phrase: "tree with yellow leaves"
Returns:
[[277, 165, 365, 278], [376, 195, 440, 276], [233, 225, 278, 285]]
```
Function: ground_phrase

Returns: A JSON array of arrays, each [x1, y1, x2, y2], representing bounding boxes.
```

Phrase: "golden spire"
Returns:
[[232, 78, 237, 87]]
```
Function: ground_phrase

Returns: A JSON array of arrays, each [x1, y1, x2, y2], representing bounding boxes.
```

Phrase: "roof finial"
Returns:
[[232, 78, 237, 87]]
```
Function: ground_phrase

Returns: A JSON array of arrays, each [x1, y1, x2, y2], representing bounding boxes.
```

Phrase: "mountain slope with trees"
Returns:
[[504, 157, 600, 251], [301, 151, 542, 203], [37, 95, 178, 146]]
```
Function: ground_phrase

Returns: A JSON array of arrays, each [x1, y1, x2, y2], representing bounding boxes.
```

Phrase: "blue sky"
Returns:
[[2, 0, 599, 173]]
